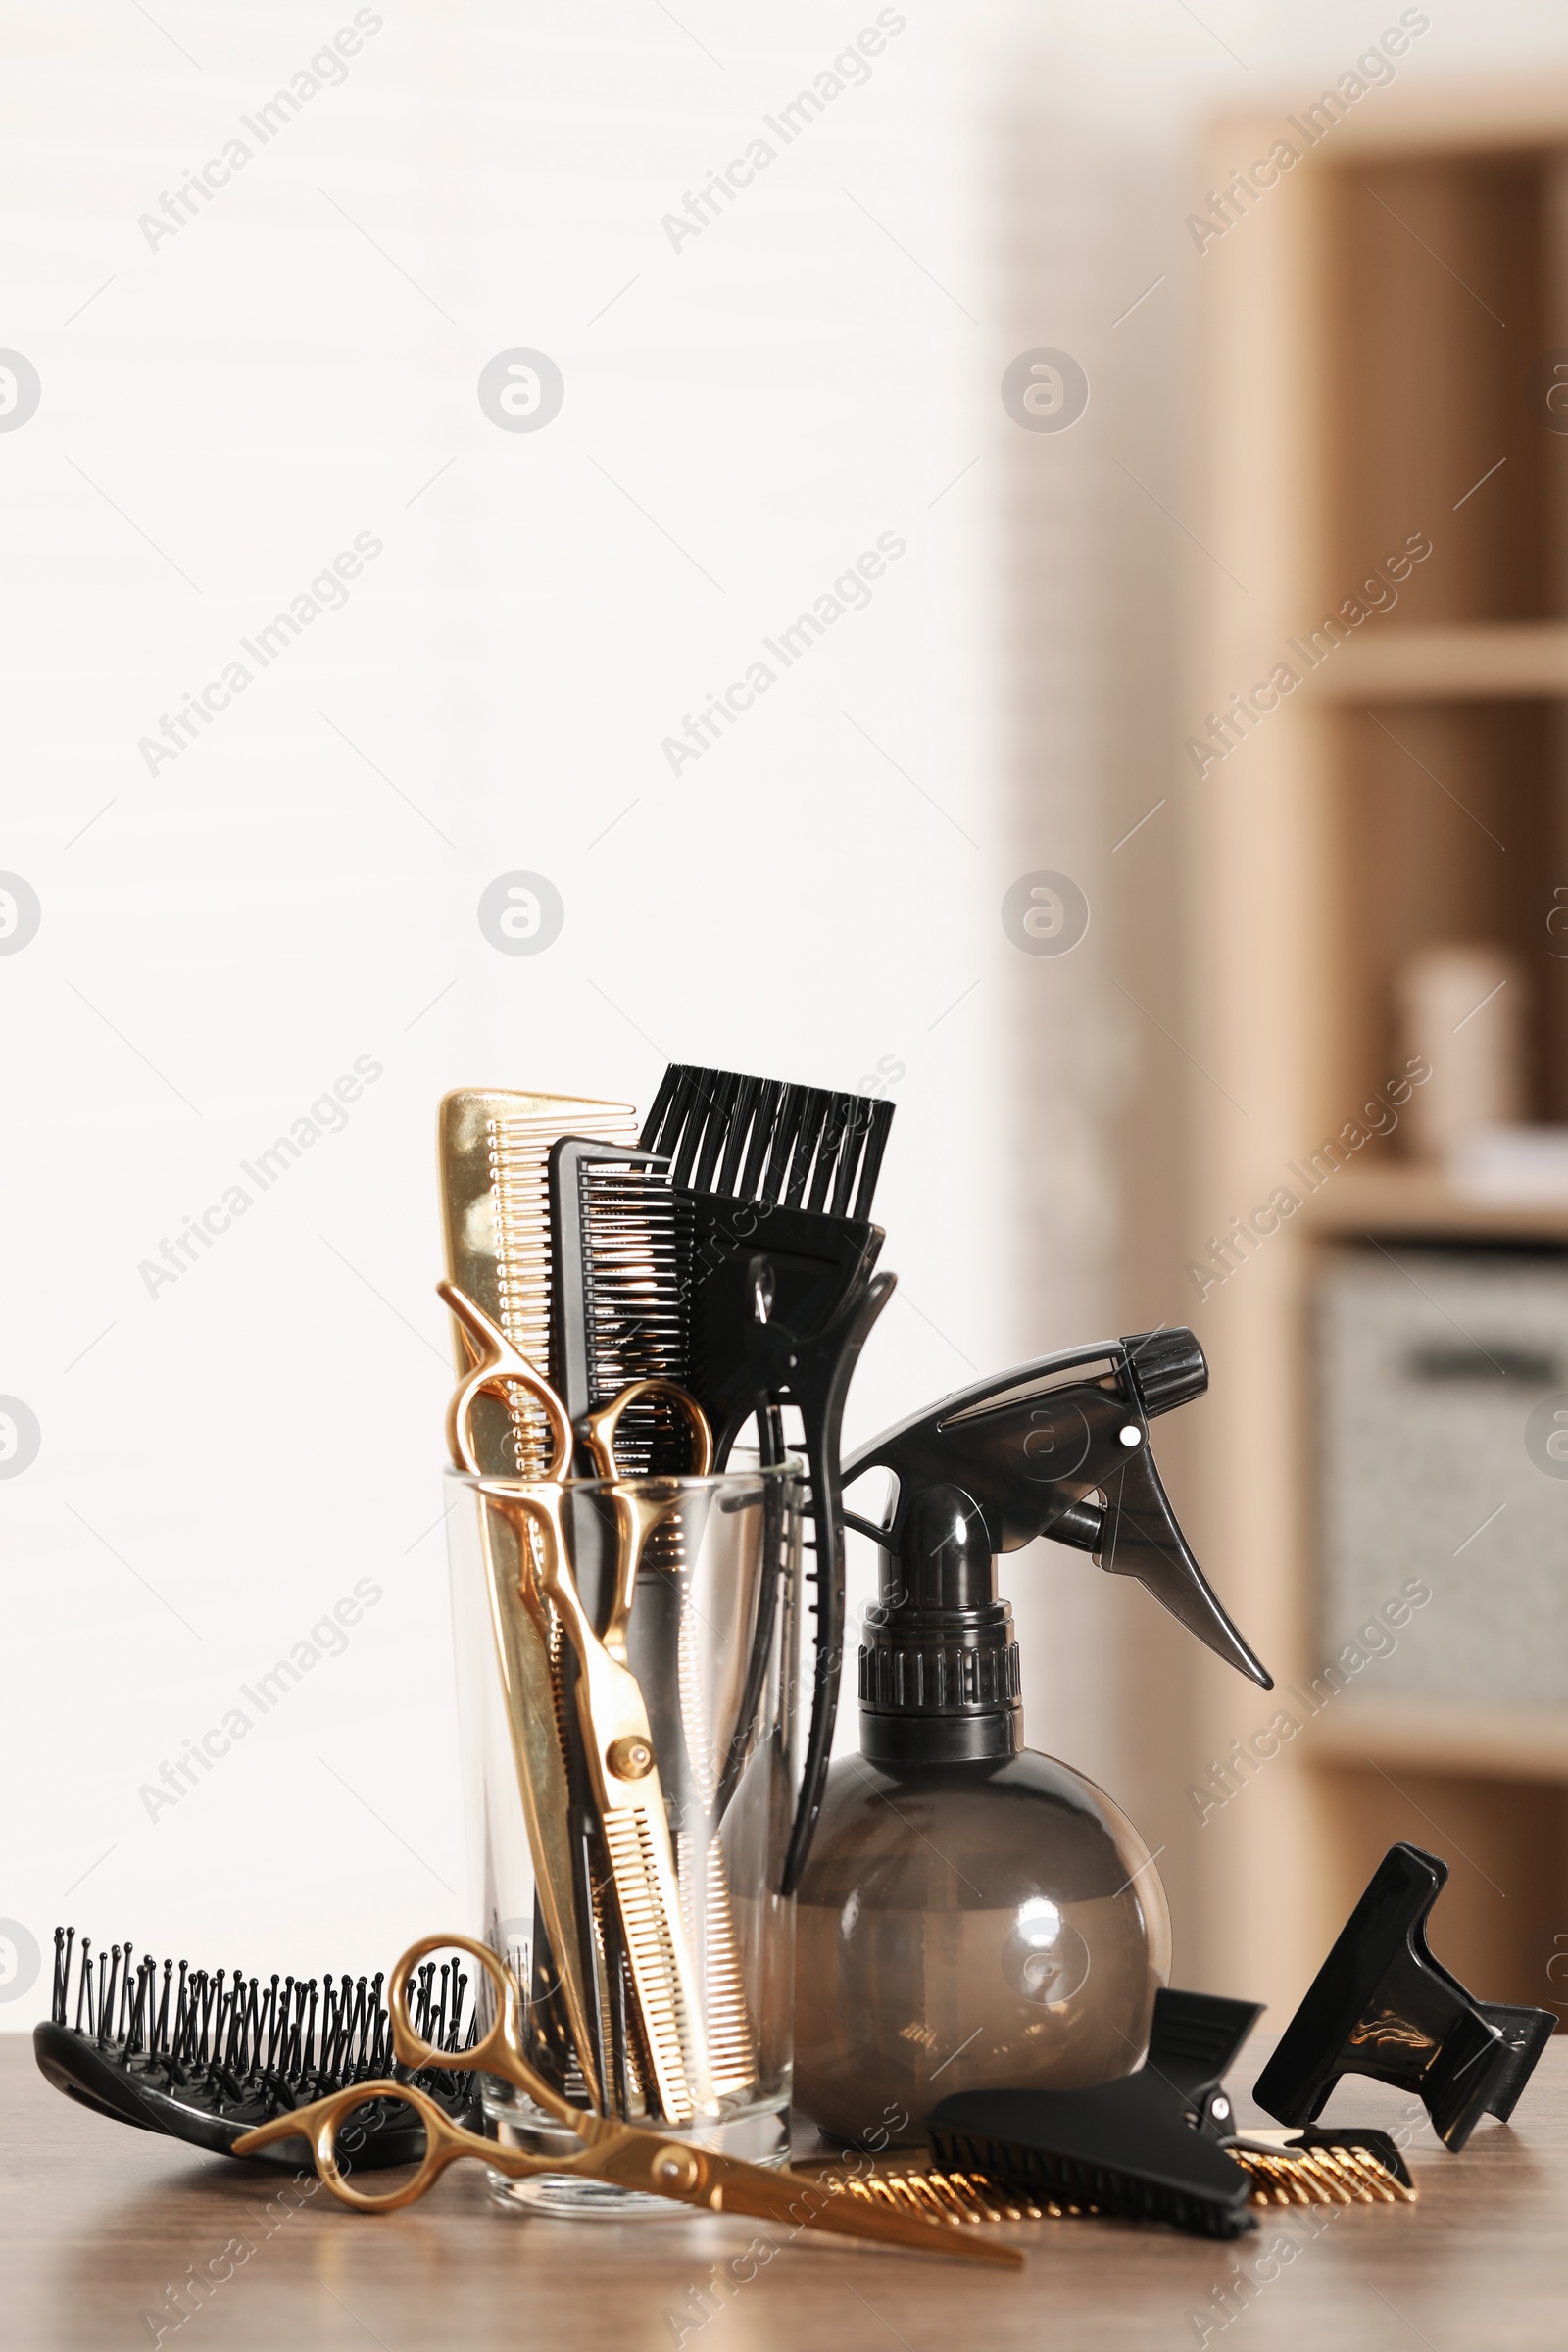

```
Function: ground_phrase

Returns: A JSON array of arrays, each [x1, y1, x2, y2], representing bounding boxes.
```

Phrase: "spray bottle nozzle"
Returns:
[[844, 1327, 1272, 1695], [1123, 1327, 1208, 1419]]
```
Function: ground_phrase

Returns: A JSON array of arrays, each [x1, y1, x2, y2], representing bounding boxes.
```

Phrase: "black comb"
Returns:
[[638, 1066, 897, 1895], [1253, 1842, 1555, 2152], [34, 1926, 478, 2169], [548, 1137, 689, 1475], [547, 1134, 704, 2111]]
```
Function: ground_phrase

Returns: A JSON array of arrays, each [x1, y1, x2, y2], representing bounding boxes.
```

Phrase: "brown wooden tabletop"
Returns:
[[3, 2035, 1564, 2351]]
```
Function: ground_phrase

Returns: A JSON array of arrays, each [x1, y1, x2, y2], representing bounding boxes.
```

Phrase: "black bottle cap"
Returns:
[[1122, 1327, 1207, 1419], [858, 1482, 1022, 1764]]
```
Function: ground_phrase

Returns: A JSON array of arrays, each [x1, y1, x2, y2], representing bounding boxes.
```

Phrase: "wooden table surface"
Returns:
[[3, 2035, 1564, 2351]]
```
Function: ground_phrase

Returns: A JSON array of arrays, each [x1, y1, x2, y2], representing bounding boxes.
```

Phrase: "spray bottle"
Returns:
[[792, 1326, 1271, 2143]]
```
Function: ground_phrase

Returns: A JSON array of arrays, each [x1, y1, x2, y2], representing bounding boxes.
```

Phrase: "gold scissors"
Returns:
[[578, 1374, 713, 1658], [438, 1281, 715, 2122], [234, 1933, 1021, 2266]]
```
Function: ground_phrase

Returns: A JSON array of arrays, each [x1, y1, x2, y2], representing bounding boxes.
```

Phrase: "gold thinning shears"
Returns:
[[233, 1934, 1020, 2265], [438, 1281, 716, 2122]]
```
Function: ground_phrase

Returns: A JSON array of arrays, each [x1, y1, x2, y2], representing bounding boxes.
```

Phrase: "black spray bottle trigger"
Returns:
[[842, 1326, 1272, 1692]]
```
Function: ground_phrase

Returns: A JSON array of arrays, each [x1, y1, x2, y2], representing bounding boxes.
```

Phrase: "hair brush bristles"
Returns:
[[639, 1065, 893, 1223], [35, 1927, 479, 2169]]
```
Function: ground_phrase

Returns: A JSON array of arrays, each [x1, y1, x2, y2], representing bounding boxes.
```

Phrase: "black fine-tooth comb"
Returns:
[[1253, 1842, 1555, 2152], [34, 1927, 479, 2168], [548, 1137, 689, 1479], [638, 1065, 896, 1894], [550, 1129, 757, 2107]]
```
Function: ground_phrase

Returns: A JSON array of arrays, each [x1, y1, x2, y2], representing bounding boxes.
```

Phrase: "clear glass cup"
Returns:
[[444, 1450, 804, 2218]]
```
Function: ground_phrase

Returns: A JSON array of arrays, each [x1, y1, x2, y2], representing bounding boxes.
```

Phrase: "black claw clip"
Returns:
[[1253, 1842, 1555, 2152]]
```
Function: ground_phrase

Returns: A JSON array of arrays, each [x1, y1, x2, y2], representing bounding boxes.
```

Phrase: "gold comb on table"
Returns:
[[1228, 2133, 1417, 2207], [844, 2137, 1417, 2225]]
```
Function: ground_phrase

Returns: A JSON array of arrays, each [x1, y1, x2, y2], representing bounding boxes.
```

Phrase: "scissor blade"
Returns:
[[705, 2167, 1024, 2267], [478, 1504, 604, 2110]]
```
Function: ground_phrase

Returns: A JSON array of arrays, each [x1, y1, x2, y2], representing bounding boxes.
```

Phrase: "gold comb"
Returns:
[[842, 2138, 1417, 2226], [437, 1089, 637, 1477], [1229, 2133, 1417, 2207], [439, 1092, 644, 2101]]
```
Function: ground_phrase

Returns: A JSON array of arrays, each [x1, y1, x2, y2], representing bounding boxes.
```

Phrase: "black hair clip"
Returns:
[[1253, 1842, 1554, 2152], [922, 1988, 1417, 2236], [927, 1989, 1262, 2238]]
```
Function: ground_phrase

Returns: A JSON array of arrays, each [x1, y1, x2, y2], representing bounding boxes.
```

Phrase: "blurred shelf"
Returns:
[[1299, 1167, 1568, 1242], [1191, 104, 1568, 2016], [1303, 1700, 1568, 1781], [1305, 623, 1568, 702]]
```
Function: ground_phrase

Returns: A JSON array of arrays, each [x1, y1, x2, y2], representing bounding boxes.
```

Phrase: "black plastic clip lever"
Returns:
[[1253, 1842, 1555, 2151]]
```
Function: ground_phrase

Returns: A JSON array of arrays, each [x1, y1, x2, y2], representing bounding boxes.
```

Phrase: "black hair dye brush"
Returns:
[[34, 1927, 479, 2169], [638, 1064, 897, 1892]]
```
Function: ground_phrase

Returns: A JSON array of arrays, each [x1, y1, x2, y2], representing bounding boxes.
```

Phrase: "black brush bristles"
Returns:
[[639, 1065, 893, 1223], [634, 1066, 897, 1900], [35, 1927, 478, 2169]]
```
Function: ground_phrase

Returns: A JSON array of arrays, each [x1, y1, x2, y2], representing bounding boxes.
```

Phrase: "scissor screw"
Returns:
[[654, 2148, 699, 2189], [607, 1736, 656, 1780]]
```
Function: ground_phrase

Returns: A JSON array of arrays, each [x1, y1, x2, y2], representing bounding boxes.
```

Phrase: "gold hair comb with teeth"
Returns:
[[1228, 2131, 1417, 2206], [920, 1991, 1418, 2239], [843, 2128, 1415, 2230]]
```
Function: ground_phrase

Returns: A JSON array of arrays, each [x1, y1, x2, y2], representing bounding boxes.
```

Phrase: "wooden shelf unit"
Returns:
[[1300, 1166, 1568, 1240], [1303, 1698, 1568, 1781], [1307, 622, 1568, 700], [1184, 90, 1568, 2026]]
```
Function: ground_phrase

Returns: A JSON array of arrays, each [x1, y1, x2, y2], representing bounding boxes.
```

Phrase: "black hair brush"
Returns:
[[638, 1063, 897, 1891], [34, 1927, 479, 2169]]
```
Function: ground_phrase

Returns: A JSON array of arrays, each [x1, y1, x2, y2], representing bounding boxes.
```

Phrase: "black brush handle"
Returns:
[[781, 1271, 897, 1896], [713, 1404, 788, 1822]]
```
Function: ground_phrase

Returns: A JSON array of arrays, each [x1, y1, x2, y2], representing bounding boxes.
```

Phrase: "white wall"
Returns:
[[6, 0, 1568, 2025]]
